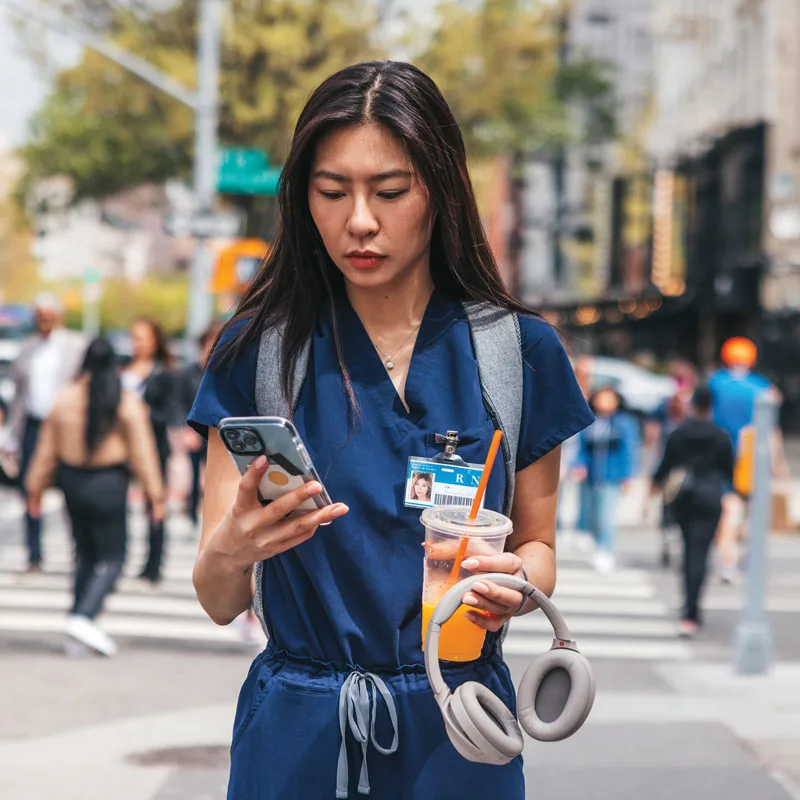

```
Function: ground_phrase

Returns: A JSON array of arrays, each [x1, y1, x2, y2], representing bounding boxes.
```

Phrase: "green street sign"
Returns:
[[217, 147, 280, 196]]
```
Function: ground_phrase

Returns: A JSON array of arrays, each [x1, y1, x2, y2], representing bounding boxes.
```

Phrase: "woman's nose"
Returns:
[[347, 197, 379, 238]]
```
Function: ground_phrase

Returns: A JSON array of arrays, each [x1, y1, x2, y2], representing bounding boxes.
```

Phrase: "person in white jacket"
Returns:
[[1, 294, 87, 573]]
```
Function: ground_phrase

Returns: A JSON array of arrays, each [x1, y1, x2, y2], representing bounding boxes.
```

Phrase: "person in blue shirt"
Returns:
[[708, 337, 772, 453], [187, 62, 592, 799], [572, 387, 639, 574], [708, 337, 776, 583]]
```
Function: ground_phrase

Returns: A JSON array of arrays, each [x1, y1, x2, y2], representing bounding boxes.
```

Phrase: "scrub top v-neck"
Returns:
[[189, 288, 593, 670]]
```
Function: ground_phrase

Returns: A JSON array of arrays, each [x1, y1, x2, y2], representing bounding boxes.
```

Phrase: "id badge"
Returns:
[[404, 457, 485, 510]]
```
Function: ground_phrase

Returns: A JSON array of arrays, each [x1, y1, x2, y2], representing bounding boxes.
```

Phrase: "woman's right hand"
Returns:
[[210, 455, 349, 572]]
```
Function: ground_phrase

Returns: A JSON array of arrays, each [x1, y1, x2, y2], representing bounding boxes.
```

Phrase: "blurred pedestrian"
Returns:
[[176, 320, 222, 529], [708, 337, 776, 583], [25, 338, 164, 656], [645, 360, 698, 567], [188, 61, 593, 798], [122, 317, 175, 585], [0, 294, 86, 573], [558, 354, 593, 545], [651, 386, 734, 637], [573, 387, 639, 574]]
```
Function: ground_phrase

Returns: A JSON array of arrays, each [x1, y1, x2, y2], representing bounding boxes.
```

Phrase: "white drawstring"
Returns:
[[336, 671, 399, 798]]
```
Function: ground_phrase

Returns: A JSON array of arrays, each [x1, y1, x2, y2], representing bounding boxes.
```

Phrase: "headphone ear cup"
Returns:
[[516, 649, 595, 742], [441, 681, 524, 765]]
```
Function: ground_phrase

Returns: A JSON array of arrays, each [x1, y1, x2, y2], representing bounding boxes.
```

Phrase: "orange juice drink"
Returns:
[[421, 601, 488, 662], [420, 506, 512, 662]]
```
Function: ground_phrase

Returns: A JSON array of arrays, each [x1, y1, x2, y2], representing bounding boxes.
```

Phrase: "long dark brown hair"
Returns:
[[213, 60, 531, 403], [81, 337, 122, 456]]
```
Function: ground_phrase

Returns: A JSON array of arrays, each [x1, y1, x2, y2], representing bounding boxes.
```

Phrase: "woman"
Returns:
[[572, 387, 639, 574], [26, 338, 164, 656], [189, 62, 593, 799], [122, 317, 174, 583], [645, 360, 697, 567], [408, 472, 433, 503], [652, 386, 734, 637]]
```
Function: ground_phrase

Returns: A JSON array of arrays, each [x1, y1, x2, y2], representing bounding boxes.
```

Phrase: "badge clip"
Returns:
[[431, 430, 466, 466]]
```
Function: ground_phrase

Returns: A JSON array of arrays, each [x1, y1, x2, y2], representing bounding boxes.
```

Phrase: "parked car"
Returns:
[[589, 356, 676, 417]]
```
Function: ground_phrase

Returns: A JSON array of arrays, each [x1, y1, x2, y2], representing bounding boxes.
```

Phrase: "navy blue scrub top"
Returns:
[[189, 289, 593, 671]]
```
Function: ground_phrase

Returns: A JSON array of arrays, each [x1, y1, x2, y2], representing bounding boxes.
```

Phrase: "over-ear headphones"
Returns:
[[424, 573, 595, 765]]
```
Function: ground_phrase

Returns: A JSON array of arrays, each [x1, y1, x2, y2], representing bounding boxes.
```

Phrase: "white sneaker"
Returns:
[[593, 551, 615, 575], [67, 615, 118, 657], [576, 533, 596, 555]]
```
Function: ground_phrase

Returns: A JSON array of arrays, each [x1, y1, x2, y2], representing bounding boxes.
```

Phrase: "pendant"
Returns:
[[386, 359, 395, 370]]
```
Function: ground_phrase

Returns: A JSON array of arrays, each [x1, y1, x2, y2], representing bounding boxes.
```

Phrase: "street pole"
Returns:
[[733, 392, 776, 675], [186, 0, 223, 343]]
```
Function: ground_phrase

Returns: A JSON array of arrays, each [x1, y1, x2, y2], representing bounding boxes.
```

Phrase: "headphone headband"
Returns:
[[424, 573, 574, 704]]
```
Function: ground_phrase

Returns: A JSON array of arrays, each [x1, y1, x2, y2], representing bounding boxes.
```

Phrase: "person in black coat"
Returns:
[[652, 385, 734, 638], [121, 317, 175, 584]]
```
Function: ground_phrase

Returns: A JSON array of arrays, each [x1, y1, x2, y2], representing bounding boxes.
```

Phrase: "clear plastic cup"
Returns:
[[420, 506, 513, 662]]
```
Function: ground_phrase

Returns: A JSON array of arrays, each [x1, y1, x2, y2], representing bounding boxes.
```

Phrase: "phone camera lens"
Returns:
[[242, 433, 258, 448], [225, 430, 241, 441], [230, 440, 245, 452]]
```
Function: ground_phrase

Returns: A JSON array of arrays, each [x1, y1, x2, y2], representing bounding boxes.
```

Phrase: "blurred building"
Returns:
[[650, 0, 800, 428], [519, 0, 659, 354], [29, 178, 194, 284]]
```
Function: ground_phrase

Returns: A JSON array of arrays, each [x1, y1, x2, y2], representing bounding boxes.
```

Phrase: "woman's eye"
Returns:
[[378, 190, 408, 200], [319, 190, 345, 200]]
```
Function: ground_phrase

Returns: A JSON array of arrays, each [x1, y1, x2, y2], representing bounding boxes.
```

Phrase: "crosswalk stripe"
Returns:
[[0, 587, 205, 618], [502, 636, 693, 661], [0, 609, 243, 644], [511, 615, 678, 638], [0, 572, 198, 598]]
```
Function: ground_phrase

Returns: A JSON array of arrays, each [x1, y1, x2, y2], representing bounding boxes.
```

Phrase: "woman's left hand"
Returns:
[[459, 552, 526, 632]]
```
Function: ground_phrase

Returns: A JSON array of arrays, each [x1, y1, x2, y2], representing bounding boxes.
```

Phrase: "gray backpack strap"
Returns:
[[254, 322, 311, 419], [251, 323, 311, 635], [462, 302, 522, 517]]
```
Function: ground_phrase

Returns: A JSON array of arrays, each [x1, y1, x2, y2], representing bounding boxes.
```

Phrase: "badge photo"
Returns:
[[408, 471, 435, 507]]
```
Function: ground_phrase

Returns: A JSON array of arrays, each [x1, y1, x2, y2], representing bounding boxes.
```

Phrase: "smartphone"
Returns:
[[218, 416, 333, 514]]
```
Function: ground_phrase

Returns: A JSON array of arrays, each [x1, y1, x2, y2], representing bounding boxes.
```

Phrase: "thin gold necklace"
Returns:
[[372, 322, 422, 370]]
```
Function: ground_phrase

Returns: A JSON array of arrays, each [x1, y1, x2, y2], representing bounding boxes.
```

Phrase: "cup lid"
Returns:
[[420, 506, 512, 537]]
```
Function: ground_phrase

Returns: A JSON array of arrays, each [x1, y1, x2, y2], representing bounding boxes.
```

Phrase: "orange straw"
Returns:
[[447, 430, 504, 584]]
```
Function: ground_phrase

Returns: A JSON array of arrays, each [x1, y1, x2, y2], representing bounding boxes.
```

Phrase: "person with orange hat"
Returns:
[[708, 337, 777, 583]]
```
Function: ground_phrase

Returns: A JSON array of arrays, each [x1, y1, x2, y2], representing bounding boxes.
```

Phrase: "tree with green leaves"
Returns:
[[413, 0, 615, 159], [19, 0, 382, 202]]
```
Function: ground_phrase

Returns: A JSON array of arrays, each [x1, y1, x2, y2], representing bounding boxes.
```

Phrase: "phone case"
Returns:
[[218, 416, 332, 512]]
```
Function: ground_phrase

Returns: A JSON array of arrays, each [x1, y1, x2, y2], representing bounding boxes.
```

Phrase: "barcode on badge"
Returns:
[[433, 493, 473, 507]]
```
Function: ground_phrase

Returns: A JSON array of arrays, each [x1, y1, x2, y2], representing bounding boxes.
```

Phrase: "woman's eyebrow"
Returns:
[[312, 169, 413, 182]]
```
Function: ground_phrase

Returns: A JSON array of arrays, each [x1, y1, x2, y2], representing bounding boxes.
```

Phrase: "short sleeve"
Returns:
[[515, 316, 594, 472], [186, 319, 259, 437]]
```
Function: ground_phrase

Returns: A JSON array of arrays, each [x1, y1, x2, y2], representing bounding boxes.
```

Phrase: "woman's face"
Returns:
[[131, 321, 157, 360], [414, 478, 430, 499], [593, 389, 620, 416], [308, 123, 435, 293]]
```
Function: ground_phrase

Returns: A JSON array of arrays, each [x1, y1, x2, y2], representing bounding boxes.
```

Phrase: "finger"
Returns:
[[461, 591, 512, 616], [235, 455, 269, 509], [464, 580, 524, 613], [461, 552, 523, 576], [259, 479, 324, 524], [464, 610, 510, 633], [267, 502, 349, 548]]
